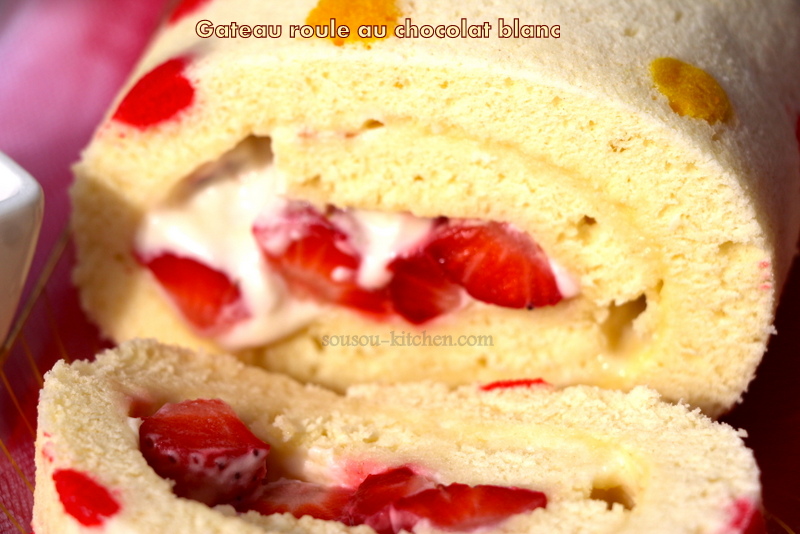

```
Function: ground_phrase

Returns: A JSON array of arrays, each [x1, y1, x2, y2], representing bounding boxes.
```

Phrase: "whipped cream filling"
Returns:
[[288, 446, 351, 487], [283, 446, 438, 489], [136, 137, 578, 350], [331, 210, 434, 289], [136, 139, 321, 349]]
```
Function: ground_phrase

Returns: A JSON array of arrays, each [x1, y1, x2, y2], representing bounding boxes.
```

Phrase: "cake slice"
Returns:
[[33, 339, 761, 533], [70, 0, 800, 415]]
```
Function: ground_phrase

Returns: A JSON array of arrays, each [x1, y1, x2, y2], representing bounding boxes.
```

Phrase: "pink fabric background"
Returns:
[[0, 1, 168, 532], [0, 1, 797, 532], [0, 0, 168, 286]]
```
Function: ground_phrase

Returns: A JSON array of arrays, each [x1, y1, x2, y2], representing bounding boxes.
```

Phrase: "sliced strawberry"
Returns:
[[256, 206, 565, 321], [139, 252, 248, 333], [246, 479, 354, 520], [387, 253, 463, 324], [139, 398, 270, 507], [340, 284, 392, 316], [253, 201, 389, 315], [424, 221, 562, 309], [390, 483, 547, 533], [341, 466, 436, 534]]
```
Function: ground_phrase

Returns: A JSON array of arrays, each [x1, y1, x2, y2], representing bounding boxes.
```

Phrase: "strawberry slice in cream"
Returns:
[[135, 137, 578, 349], [34, 340, 765, 534], [136, 397, 548, 533]]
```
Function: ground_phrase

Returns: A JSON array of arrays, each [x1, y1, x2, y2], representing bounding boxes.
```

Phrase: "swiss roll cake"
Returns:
[[70, 0, 800, 415], [33, 340, 762, 534]]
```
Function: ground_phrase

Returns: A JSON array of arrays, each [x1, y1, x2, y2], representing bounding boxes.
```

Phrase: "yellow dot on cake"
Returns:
[[306, 0, 401, 46], [650, 57, 733, 124]]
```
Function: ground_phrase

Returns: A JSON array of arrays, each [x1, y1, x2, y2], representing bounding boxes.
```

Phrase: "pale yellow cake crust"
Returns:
[[71, 0, 800, 415], [33, 340, 760, 533]]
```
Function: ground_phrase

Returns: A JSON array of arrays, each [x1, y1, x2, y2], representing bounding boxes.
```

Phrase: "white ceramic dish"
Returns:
[[0, 152, 43, 345]]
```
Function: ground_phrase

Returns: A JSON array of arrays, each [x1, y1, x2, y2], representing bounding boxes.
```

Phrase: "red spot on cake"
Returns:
[[139, 398, 270, 506], [168, 0, 212, 24], [112, 57, 194, 128], [138, 252, 249, 333], [53, 469, 120, 527], [425, 221, 562, 309], [479, 378, 549, 391], [42, 442, 55, 463], [726, 498, 765, 534]]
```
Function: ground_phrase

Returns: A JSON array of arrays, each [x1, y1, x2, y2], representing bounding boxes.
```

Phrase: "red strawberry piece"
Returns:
[[479, 378, 549, 391], [424, 221, 562, 309], [253, 202, 389, 315], [112, 57, 194, 128], [390, 483, 547, 533], [387, 253, 463, 324], [341, 466, 436, 534], [53, 469, 121, 527], [139, 398, 270, 506], [246, 479, 354, 520], [138, 252, 249, 333], [168, 0, 212, 24]]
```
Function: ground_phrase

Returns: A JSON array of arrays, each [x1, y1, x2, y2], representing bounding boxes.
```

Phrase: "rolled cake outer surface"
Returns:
[[33, 339, 760, 533], [71, 0, 800, 415]]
